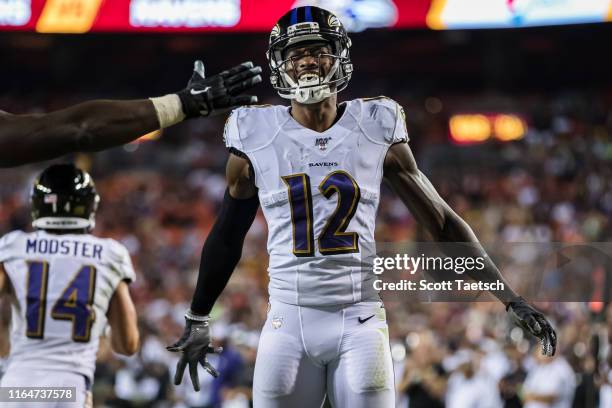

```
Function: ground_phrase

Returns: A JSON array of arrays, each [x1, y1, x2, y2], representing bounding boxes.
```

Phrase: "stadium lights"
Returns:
[[449, 113, 527, 144]]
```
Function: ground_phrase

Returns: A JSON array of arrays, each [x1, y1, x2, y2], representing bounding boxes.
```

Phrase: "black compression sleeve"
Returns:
[[190, 189, 259, 315]]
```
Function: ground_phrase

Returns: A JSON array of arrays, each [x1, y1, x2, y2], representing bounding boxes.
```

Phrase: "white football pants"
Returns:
[[253, 299, 395, 408]]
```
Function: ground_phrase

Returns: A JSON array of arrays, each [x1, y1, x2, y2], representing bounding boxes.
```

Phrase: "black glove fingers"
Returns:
[[523, 314, 542, 335], [225, 66, 263, 86], [166, 344, 180, 352], [201, 359, 220, 378], [228, 76, 262, 95], [535, 315, 557, 356], [219, 61, 255, 78], [174, 357, 187, 385], [534, 314, 552, 336], [540, 334, 554, 356], [189, 360, 201, 392]]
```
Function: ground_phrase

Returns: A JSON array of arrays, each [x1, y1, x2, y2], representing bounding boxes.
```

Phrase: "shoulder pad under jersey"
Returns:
[[223, 105, 289, 154], [358, 96, 409, 146]]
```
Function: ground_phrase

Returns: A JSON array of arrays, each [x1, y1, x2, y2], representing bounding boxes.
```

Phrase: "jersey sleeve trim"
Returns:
[[0, 230, 23, 264], [391, 102, 409, 144]]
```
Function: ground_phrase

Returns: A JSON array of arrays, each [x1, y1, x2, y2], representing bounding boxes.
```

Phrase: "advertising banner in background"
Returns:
[[0, 0, 610, 33]]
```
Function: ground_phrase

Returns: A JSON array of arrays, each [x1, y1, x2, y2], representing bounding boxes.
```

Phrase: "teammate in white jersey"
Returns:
[[168, 6, 557, 407], [0, 164, 139, 407]]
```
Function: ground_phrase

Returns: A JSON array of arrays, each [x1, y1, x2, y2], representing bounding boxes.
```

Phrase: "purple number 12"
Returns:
[[282, 170, 361, 257]]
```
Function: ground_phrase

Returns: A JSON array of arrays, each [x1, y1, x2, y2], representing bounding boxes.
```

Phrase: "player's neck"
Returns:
[[290, 95, 338, 133]]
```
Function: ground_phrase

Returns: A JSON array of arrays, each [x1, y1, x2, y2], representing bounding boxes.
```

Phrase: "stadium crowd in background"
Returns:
[[0, 86, 610, 407]]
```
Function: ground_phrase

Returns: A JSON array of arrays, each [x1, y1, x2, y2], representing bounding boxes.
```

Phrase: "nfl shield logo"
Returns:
[[315, 137, 331, 151], [272, 316, 283, 329]]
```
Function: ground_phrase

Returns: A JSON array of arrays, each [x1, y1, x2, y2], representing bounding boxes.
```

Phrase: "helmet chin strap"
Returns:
[[295, 76, 331, 104]]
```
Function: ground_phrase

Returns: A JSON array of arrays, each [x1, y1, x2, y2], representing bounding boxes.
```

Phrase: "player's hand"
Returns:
[[506, 297, 557, 356], [166, 311, 223, 391], [177, 60, 262, 118]]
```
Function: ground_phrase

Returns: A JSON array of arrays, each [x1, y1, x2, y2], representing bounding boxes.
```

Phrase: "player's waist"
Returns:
[[268, 275, 379, 307], [4, 356, 95, 383], [267, 251, 365, 265], [8, 339, 98, 379]]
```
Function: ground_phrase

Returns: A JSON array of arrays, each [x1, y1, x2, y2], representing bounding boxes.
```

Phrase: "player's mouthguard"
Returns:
[[298, 73, 320, 87]]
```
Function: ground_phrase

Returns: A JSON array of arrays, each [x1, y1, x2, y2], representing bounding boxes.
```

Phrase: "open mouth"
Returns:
[[298, 72, 320, 82]]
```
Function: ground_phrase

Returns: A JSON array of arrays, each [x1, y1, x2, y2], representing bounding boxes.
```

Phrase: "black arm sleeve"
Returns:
[[190, 189, 259, 315]]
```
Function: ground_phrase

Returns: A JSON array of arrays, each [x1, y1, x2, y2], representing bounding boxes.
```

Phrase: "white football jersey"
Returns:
[[224, 97, 408, 306], [0, 229, 135, 382]]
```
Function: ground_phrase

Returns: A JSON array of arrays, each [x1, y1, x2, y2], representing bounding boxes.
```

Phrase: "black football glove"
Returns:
[[177, 60, 262, 118], [507, 297, 557, 356], [166, 311, 222, 391]]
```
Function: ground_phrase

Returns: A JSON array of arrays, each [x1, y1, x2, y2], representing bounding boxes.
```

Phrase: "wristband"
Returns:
[[185, 309, 210, 322], [149, 94, 186, 128]]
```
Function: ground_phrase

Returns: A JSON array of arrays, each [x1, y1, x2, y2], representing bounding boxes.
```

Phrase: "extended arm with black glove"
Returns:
[[167, 189, 259, 391], [384, 142, 557, 356], [0, 60, 262, 168], [177, 60, 262, 119], [166, 313, 222, 391]]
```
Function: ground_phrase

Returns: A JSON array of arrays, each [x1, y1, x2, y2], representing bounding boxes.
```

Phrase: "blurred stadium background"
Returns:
[[1, 1, 612, 407]]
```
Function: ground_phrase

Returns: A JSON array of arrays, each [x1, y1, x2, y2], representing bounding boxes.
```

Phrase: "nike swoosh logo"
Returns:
[[190, 87, 211, 95], [358, 314, 375, 324]]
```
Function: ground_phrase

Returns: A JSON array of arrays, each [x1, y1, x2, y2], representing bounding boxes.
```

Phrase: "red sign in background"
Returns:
[[0, 0, 433, 33], [1, 0, 609, 33]]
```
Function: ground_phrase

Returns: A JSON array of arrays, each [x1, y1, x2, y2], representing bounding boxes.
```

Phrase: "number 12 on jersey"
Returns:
[[26, 261, 97, 342], [282, 170, 360, 257]]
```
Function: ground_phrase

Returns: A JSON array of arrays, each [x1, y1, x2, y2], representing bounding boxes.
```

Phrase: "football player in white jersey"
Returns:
[[0, 164, 139, 407], [168, 6, 557, 407]]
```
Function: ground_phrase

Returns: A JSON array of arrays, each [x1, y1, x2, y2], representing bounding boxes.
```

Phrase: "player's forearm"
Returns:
[[437, 209, 519, 304], [111, 329, 140, 356], [107, 281, 140, 355], [190, 190, 259, 315], [190, 236, 245, 315], [42, 99, 161, 152], [0, 99, 160, 167]]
